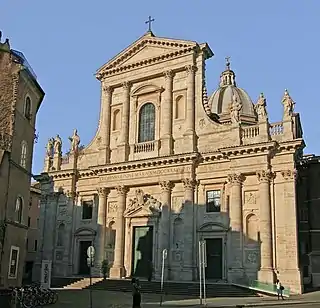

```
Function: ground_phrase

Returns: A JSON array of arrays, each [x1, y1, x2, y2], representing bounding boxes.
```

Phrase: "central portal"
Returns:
[[205, 238, 223, 280], [131, 226, 153, 278]]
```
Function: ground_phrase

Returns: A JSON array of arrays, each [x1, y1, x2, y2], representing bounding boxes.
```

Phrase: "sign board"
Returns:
[[87, 246, 95, 258], [41, 260, 52, 289], [87, 257, 94, 267], [201, 241, 207, 267], [162, 249, 168, 260]]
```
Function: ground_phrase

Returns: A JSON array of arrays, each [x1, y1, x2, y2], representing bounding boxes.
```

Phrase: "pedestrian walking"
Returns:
[[131, 278, 141, 308]]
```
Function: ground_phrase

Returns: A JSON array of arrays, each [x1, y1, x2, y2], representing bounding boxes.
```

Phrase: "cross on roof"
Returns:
[[145, 16, 155, 32]]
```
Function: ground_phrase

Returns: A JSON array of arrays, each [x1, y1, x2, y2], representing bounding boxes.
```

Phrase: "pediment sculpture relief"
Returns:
[[124, 189, 161, 217]]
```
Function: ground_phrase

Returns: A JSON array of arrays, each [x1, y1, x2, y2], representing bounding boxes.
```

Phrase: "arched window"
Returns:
[[15, 196, 23, 223], [138, 103, 155, 143], [57, 223, 65, 247], [24, 97, 32, 120], [112, 109, 121, 131], [20, 141, 27, 168]]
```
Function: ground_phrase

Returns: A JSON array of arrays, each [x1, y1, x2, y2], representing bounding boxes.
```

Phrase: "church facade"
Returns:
[[35, 31, 305, 293]]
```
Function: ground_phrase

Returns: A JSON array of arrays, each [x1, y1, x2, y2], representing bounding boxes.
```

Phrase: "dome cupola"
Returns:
[[208, 57, 257, 125]]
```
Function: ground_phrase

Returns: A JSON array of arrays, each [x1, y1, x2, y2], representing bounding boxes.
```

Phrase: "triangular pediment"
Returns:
[[96, 32, 212, 78], [124, 205, 158, 218]]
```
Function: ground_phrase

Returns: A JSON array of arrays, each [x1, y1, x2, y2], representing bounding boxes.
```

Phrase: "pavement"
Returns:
[[52, 289, 320, 308]]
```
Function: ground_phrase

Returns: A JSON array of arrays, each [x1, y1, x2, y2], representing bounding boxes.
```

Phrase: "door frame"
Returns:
[[203, 237, 224, 280], [197, 223, 228, 281], [125, 217, 159, 278], [131, 225, 154, 277]]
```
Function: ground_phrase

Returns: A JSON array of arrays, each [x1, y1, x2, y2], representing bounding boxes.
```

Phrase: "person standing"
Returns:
[[276, 279, 284, 300], [131, 278, 141, 308]]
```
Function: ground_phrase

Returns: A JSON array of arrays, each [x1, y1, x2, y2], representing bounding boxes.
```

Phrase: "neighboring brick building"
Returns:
[[0, 33, 44, 288], [23, 183, 41, 284], [296, 154, 320, 289]]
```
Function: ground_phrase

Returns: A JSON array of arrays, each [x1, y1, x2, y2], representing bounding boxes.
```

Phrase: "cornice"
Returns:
[[218, 141, 277, 158], [97, 47, 196, 80]]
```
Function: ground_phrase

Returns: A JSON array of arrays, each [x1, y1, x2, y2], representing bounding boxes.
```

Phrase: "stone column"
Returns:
[[159, 181, 174, 279], [257, 170, 275, 283], [228, 173, 244, 281], [95, 187, 109, 274], [109, 185, 128, 278], [118, 81, 131, 161], [184, 65, 197, 152], [99, 85, 112, 163], [160, 70, 174, 156], [182, 178, 196, 280]]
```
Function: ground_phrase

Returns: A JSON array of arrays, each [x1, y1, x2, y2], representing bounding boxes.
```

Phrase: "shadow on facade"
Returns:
[[125, 197, 262, 284], [35, 182, 264, 287]]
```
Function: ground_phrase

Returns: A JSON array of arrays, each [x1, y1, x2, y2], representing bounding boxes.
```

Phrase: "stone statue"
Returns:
[[146, 197, 161, 212], [68, 129, 80, 153], [230, 94, 242, 123], [255, 93, 268, 122], [46, 137, 54, 157], [135, 189, 145, 206], [53, 135, 62, 155], [282, 89, 295, 118]]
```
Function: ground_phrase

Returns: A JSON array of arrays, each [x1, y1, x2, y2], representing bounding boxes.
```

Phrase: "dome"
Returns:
[[208, 59, 257, 124]]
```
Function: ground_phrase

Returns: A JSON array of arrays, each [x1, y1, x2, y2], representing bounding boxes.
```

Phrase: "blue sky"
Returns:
[[2, 1, 319, 174]]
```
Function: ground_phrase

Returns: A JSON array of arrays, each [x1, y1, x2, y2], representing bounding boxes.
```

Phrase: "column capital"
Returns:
[[228, 173, 244, 185], [185, 65, 197, 75], [122, 81, 131, 90], [103, 85, 113, 94], [256, 170, 274, 183], [160, 181, 174, 192], [281, 169, 297, 181], [97, 187, 110, 197], [116, 185, 129, 196], [164, 70, 174, 80], [182, 178, 196, 190]]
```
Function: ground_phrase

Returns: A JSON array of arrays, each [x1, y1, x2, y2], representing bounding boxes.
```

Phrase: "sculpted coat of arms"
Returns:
[[124, 189, 161, 216]]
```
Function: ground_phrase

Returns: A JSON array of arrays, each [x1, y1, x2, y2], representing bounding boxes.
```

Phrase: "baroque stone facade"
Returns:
[[35, 31, 305, 293], [0, 34, 45, 287]]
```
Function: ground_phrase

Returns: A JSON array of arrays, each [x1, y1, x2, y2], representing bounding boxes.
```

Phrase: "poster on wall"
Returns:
[[41, 260, 52, 289]]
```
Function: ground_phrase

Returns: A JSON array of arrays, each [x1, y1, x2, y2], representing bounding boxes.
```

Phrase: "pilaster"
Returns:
[[183, 65, 197, 152], [117, 81, 131, 161], [160, 70, 174, 156], [182, 178, 196, 280], [109, 185, 129, 278], [94, 187, 109, 275], [99, 85, 113, 164], [256, 170, 275, 283], [228, 173, 244, 282], [159, 181, 174, 280], [276, 169, 302, 294]]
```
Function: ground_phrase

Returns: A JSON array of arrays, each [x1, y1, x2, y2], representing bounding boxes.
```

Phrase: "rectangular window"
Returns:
[[28, 217, 31, 227], [206, 190, 221, 212], [34, 240, 38, 251], [8, 246, 20, 279], [82, 201, 93, 220]]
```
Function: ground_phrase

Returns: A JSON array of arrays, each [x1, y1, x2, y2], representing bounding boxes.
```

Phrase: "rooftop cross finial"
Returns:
[[145, 16, 155, 32], [225, 56, 231, 70]]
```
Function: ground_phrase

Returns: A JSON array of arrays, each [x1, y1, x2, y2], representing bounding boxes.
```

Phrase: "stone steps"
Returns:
[[64, 277, 104, 289], [89, 279, 259, 297]]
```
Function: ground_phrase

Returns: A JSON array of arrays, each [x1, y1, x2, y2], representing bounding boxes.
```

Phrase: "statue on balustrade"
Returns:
[[69, 129, 81, 153], [282, 89, 295, 118], [54, 135, 62, 155], [230, 94, 242, 123], [255, 93, 268, 122]]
